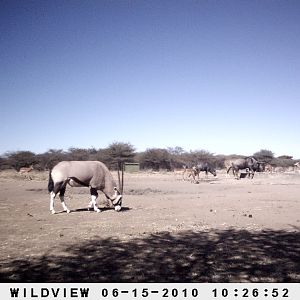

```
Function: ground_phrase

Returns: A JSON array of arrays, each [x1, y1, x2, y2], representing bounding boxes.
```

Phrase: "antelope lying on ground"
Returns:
[[19, 165, 34, 180], [19, 165, 34, 174], [48, 161, 123, 214], [264, 163, 274, 173]]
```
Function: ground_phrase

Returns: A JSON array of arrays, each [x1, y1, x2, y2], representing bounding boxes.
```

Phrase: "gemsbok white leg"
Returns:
[[59, 195, 70, 213], [89, 188, 100, 212], [90, 195, 100, 212], [50, 191, 56, 214], [88, 199, 93, 210]]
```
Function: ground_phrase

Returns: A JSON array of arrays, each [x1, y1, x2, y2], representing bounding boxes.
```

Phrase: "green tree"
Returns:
[[139, 148, 171, 171], [0, 156, 10, 170], [189, 149, 215, 165], [67, 147, 97, 161], [273, 155, 295, 168], [5, 151, 37, 171], [253, 149, 274, 163], [167, 147, 187, 169], [106, 142, 136, 170], [38, 149, 67, 170]]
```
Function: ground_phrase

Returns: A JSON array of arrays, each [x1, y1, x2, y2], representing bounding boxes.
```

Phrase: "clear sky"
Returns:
[[1, 0, 300, 158]]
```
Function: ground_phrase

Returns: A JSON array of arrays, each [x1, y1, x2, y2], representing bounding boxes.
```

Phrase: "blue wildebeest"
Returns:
[[189, 162, 217, 182], [48, 161, 123, 214], [226, 157, 264, 179]]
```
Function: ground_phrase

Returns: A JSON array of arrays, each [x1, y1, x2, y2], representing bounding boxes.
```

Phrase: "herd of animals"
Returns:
[[179, 158, 300, 182], [14, 159, 300, 214]]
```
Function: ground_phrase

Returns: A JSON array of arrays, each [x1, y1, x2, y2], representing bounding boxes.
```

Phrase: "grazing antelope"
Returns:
[[48, 161, 123, 214], [224, 160, 235, 177], [182, 165, 197, 181], [189, 162, 217, 182], [173, 165, 187, 180]]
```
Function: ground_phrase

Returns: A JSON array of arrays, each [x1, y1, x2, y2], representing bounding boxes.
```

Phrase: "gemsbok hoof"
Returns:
[[114, 205, 121, 212], [51, 210, 56, 214]]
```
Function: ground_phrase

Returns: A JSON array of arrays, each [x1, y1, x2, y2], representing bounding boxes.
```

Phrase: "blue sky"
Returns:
[[1, 0, 300, 158]]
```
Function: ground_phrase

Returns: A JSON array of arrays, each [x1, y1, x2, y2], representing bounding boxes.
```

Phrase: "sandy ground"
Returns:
[[0, 170, 299, 282]]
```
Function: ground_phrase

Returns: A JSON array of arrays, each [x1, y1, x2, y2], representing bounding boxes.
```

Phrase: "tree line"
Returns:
[[0, 143, 298, 172]]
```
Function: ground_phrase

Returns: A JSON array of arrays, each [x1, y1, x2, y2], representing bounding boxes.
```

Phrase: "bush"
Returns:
[[139, 148, 171, 171], [106, 142, 136, 170], [253, 149, 274, 163], [1, 144, 298, 172], [271, 156, 295, 168], [4, 151, 37, 171]]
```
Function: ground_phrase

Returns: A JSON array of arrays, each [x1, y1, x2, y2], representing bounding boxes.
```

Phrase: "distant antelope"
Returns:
[[182, 165, 196, 181], [173, 165, 187, 180], [19, 165, 34, 180], [19, 165, 34, 174], [264, 163, 274, 173], [224, 160, 235, 177]]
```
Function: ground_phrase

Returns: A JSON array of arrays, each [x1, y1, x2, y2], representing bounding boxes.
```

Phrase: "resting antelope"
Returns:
[[48, 161, 123, 214], [19, 165, 34, 174], [264, 163, 274, 173], [18, 165, 34, 180]]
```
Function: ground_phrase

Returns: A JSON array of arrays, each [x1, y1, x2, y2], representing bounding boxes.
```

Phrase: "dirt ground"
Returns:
[[0, 170, 299, 282]]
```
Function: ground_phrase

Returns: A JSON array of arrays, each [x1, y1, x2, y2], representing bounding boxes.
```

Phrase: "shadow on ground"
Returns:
[[1, 229, 299, 282]]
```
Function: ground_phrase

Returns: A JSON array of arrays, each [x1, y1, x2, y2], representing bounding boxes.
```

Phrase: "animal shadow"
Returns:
[[1, 229, 299, 282], [72, 206, 131, 213]]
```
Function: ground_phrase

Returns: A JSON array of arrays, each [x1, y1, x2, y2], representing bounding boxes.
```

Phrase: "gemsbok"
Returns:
[[48, 161, 123, 214]]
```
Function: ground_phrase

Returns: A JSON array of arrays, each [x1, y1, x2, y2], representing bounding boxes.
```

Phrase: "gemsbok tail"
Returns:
[[48, 170, 54, 193], [226, 166, 232, 174]]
